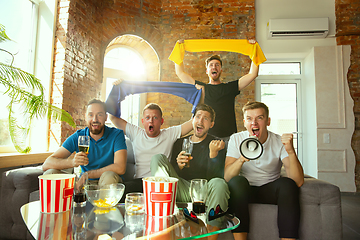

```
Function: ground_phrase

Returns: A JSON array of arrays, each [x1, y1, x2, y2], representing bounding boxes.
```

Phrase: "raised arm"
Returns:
[[174, 40, 196, 85], [281, 133, 304, 187], [237, 40, 259, 91], [109, 114, 128, 135], [238, 60, 259, 91], [180, 118, 193, 137]]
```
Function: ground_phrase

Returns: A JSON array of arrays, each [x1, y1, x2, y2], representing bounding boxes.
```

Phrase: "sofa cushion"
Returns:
[[0, 166, 43, 240]]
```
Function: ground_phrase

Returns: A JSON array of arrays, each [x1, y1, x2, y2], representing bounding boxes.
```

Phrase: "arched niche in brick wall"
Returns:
[[101, 34, 161, 126], [105, 34, 160, 82]]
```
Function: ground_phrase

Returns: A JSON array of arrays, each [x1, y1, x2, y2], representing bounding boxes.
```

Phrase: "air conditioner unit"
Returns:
[[268, 18, 329, 39]]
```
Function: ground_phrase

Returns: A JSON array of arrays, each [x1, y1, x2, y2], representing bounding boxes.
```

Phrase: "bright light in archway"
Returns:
[[104, 47, 146, 78]]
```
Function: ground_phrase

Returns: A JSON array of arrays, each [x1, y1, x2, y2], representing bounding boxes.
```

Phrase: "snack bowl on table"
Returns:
[[85, 183, 125, 208]]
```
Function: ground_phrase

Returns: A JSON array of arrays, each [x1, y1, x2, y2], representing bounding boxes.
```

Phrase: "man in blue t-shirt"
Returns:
[[42, 99, 127, 186]]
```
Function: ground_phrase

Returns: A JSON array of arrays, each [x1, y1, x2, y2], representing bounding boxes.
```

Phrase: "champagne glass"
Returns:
[[190, 179, 208, 214], [182, 137, 193, 168], [78, 136, 90, 154]]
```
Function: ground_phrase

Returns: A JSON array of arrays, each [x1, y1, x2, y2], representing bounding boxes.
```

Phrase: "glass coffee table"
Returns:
[[21, 201, 239, 239]]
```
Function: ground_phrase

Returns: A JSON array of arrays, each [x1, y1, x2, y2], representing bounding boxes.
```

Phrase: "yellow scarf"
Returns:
[[168, 39, 267, 66]]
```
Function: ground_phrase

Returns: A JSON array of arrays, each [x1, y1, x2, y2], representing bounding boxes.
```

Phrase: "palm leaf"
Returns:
[[0, 24, 11, 42], [7, 104, 31, 153]]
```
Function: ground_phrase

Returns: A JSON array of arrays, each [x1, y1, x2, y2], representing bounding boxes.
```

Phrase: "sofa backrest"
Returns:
[[122, 138, 135, 181]]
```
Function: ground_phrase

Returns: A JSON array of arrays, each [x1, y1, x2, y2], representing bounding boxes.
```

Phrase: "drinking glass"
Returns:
[[125, 192, 145, 214], [78, 136, 90, 154], [190, 179, 208, 214], [182, 137, 193, 168], [73, 168, 88, 207]]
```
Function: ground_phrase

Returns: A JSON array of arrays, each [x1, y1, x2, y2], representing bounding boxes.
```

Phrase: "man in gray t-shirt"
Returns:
[[224, 101, 304, 240]]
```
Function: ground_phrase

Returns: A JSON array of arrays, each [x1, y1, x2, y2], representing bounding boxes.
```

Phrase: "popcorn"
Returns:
[[143, 177, 171, 182], [93, 197, 118, 208]]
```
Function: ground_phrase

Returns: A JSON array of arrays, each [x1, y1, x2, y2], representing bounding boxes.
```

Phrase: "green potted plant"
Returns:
[[0, 24, 75, 153]]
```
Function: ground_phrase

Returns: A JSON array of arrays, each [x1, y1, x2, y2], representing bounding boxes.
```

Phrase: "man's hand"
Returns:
[[195, 84, 204, 90], [248, 39, 257, 44], [177, 39, 185, 44], [72, 152, 89, 167], [113, 78, 124, 86], [177, 150, 192, 170], [281, 133, 296, 154], [209, 140, 225, 158]]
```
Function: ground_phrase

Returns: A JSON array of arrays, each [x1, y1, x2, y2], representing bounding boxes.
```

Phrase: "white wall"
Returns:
[[315, 45, 355, 192], [302, 49, 318, 178], [256, 0, 356, 191], [256, 0, 336, 59]]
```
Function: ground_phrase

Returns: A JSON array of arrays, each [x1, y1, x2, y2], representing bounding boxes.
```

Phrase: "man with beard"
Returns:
[[42, 99, 127, 186], [149, 104, 228, 238], [174, 40, 259, 139], [224, 101, 304, 240], [109, 102, 194, 199]]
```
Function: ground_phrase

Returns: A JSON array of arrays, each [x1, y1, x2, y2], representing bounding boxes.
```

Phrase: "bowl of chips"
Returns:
[[85, 183, 125, 208]]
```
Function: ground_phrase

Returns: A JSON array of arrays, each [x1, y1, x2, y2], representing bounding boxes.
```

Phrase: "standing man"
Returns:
[[224, 101, 304, 240], [109, 102, 193, 194], [150, 104, 228, 239], [174, 40, 259, 139], [42, 99, 127, 186]]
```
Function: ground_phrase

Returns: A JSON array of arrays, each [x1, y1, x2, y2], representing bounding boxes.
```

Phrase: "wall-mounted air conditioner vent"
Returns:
[[268, 18, 329, 39]]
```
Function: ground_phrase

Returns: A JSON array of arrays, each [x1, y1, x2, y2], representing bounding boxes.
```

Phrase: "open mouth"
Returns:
[[92, 123, 101, 129], [252, 128, 260, 137], [196, 125, 204, 133], [149, 125, 154, 132]]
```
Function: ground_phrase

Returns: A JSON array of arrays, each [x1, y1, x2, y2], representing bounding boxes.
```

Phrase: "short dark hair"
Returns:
[[242, 101, 269, 119], [194, 103, 216, 122], [87, 99, 107, 112], [143, 103, 163, 117], [205, 55, 222, 67]]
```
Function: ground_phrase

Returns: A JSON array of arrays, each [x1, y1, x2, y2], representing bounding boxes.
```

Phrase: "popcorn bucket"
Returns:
[[37, 209, 72, 240], [144, 214, 176, 238], [142, 177, 178, 216], [38, 174, 76, 213]]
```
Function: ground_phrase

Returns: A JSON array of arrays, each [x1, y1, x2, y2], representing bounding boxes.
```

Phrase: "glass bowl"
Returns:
[[85, 183, 125, 208]]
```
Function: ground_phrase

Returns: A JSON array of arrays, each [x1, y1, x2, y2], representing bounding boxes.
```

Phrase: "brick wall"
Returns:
[[50, 0, 104, 148], [335, 0, 360, 191]]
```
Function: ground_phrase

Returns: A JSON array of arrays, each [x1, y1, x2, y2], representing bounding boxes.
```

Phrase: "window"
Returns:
[[0, 0, 57, 153], [103, 45, 147, 126], [259, 62, 301, 75], [0, 0, 39, 153], [256, 62, 302, 160]]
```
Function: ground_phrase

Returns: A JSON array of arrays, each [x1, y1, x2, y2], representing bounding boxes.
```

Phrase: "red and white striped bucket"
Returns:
[[144, 214, 176, 237], [38, 174, 75, 213], [37, 209, 72, 240], [142, 177, 178, 216]]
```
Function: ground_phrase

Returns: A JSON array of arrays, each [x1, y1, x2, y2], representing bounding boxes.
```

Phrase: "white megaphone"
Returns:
[[239, 136, 264, 160]]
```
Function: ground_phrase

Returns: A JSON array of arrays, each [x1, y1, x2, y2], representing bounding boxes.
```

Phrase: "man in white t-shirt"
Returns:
[[224, 101, 304, 240], [109, 102, 193, 198]]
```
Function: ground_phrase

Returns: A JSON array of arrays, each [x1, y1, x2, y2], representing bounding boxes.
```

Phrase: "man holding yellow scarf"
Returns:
[[171, 39, 263, 139]]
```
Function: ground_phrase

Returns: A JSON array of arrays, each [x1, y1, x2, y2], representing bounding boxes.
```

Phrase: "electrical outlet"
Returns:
[[323, 133, 330, 144]]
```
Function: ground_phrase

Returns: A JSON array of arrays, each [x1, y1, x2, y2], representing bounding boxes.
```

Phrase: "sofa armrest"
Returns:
[[298, 177, 342, 240], [0, 166, 43, 240]]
